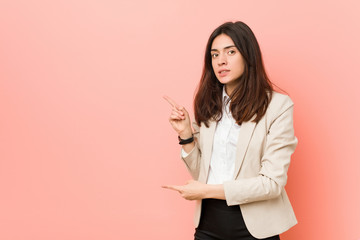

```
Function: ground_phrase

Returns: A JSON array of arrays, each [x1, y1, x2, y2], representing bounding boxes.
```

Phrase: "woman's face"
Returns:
[[211, 34, 245, 95]]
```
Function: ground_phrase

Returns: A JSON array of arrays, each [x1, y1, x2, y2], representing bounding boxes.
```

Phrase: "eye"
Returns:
[[211, 53, 218, 58], [228, 50, 236, 55]]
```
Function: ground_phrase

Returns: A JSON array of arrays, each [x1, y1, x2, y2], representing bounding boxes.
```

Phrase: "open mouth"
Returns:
[[218, 70, 230, 76]]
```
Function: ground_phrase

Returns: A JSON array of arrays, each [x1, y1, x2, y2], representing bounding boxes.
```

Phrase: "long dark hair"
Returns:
[[194, 21, 273, 127]]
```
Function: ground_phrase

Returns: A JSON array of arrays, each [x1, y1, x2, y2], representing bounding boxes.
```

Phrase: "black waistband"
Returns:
[[202, 198, 240, 212]]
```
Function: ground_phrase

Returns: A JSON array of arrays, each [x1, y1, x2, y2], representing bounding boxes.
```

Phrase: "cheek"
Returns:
[[236, 59, 245, 74], [239, 64, 245, 75]]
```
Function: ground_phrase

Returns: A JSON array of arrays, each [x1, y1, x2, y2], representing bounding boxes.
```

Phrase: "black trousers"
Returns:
[[194, 199, 280, 240]]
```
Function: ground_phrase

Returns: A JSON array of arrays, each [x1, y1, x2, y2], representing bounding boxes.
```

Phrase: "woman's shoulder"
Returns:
[[267, 91, 294, 117]]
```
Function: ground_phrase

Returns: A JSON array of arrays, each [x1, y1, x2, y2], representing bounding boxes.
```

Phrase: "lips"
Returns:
[[218, 69, 230, 77]]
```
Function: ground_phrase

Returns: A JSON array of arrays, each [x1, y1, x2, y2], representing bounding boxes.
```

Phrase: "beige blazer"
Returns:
[[181, 92, 298, 239]]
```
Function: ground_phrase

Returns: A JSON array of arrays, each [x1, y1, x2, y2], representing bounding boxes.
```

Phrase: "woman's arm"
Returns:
[[162, 180, 225, 200], [163, 95, 202, 179], [180, 121, 201, 180]]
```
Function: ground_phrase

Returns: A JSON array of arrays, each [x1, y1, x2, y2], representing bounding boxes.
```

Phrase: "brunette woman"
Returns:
[[163, 21, 297, 240]]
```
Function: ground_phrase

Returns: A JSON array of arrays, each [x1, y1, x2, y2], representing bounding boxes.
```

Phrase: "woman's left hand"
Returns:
[[162, 180, 208, 200]]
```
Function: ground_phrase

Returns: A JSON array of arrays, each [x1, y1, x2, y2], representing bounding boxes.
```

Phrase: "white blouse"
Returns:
[[182, 87, 241, 184]]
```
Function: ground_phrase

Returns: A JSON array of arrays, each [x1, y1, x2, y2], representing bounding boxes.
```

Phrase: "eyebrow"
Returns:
[[210, 45, 236, 52]]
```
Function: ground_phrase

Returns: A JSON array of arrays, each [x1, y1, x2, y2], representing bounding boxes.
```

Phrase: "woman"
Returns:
[[163, 21, 297, 240]]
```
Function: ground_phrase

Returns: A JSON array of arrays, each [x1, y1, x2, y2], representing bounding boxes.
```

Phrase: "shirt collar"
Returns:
[[222, 87, 231, 115], [222, 87, 230, 103]]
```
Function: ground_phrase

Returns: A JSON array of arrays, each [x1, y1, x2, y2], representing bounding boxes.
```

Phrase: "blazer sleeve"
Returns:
[[180, 121, 201, 180], [223, 101, 298, 206]]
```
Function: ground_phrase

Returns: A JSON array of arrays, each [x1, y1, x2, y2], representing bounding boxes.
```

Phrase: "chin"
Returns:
[[218, 78, 232, 85]]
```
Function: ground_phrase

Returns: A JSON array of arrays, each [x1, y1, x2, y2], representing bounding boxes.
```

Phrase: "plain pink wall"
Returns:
[[1, 0, 359, 239]]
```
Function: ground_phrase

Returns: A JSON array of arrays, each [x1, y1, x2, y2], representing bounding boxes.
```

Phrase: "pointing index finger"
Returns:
[[161, 185, 181, 193], [163, 95, 180, 109]]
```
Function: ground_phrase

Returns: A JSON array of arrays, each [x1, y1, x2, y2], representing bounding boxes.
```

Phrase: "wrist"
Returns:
[[179, 130, 193, 139], [205, 184, 225, 200], [203, 184, 211, 199], [178, 134, 194, 145]]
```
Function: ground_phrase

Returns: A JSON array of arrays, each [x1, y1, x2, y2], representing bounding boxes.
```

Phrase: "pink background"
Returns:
[[1, 0, 359, 239]]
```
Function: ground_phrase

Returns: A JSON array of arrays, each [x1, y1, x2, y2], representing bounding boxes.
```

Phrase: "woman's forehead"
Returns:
[[211, 34, 235, 50]]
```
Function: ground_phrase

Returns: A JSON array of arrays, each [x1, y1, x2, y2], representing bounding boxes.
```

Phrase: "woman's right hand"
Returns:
[[163, 95, 193, 139]]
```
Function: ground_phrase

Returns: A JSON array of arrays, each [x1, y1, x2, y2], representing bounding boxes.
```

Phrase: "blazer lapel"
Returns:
[[233, 120, 257, 180], [199, 121, 216, 183]]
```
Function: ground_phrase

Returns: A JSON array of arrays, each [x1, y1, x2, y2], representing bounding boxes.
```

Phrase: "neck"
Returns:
[[225, 84, 235, 96]]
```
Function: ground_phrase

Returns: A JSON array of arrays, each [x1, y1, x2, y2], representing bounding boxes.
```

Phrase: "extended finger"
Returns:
[[163, 95, 181, 110], [161, 185, 182, 193]]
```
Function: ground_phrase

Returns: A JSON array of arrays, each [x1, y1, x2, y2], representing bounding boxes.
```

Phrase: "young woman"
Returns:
[[163, 21, 297, 240]]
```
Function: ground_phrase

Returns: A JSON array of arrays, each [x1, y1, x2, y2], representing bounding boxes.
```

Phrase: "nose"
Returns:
[[217, 53, 227, 66]]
